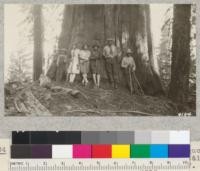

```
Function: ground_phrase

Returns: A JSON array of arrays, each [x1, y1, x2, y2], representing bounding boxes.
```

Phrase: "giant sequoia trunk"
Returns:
[[33, 5, 43, 81], [168, 5, 191, 104], [58, 5, 164, 95]]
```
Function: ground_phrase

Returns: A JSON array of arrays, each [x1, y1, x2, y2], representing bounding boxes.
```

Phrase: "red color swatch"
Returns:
[[92, 145, 112, 158]]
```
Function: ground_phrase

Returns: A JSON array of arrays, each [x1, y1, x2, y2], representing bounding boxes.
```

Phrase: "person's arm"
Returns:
[[121, 58, 127, 68], [132, 58, 136, 71], [87, 51, 91, 60], [102, 47, 106, 57], [79, 51, 85, 60]]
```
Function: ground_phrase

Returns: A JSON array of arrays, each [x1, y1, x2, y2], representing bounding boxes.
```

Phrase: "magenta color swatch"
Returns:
[[73, 145, 91, 158]]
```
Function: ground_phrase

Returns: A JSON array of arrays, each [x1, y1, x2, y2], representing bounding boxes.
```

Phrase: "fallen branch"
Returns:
[[14, 88, 51, 116]]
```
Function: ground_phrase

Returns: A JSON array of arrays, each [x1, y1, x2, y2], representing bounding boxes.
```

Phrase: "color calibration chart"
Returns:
[[11, 131, 190, 159], [2, 130, 200, 171]]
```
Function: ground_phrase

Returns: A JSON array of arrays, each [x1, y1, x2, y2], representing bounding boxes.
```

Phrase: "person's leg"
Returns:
[[123, 68, 128, 89], [112, 57, 119, 89], [85, 62, 89, 85], [81, 73, 85, 85], [126, 68, 132, 93], [97, 74, 101, 88], [69, 74, 76, 83], [83, 74, 88, 86], [105, 59, 114, 85], [92, 74, 97, 86]]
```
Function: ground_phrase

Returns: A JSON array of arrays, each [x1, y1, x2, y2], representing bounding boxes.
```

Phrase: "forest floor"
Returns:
[[4, 80, 191, 116]]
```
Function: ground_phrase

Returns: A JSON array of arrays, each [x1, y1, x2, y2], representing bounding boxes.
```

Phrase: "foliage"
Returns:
[[6, 5, 33, 83], [6, 4, 64, 82]]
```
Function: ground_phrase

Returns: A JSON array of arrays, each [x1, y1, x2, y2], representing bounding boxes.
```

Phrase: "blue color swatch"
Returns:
[[150, 145, 168, 158]]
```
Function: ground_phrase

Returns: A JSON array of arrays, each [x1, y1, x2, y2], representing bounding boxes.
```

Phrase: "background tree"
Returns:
[[33, 5, 44, 81], [58, 4, 164, 95], [168, 4, 191, 104]]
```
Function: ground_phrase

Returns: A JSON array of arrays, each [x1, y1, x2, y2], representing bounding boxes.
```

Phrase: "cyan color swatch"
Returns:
[[150, 145, 168, 158]]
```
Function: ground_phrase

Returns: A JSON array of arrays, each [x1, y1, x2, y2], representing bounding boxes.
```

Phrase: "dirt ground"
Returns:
[[5, 80, 183, 116]]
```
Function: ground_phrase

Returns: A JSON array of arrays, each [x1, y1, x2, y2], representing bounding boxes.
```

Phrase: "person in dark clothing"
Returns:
[[90, 45, 102, 88], [103, 39, 119, 89]]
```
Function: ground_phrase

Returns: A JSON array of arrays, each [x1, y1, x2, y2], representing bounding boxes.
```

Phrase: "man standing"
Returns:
[[103, 38, 118, 89], [121, 49, 136, 94]]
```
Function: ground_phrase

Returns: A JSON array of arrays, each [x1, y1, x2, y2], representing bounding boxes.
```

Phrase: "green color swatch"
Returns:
[[130, 144, 150, 158]]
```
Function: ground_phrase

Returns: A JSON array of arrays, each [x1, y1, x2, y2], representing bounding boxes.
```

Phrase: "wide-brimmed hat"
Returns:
[[127, 49, 133, 54]]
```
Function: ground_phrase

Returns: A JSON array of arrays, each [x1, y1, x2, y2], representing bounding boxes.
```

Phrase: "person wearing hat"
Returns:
[[103, 38, 119, 89], [121, 49, 136, 93], [90, 44, 102, 88]]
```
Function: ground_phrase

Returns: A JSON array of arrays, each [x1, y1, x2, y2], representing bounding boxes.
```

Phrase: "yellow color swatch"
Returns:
[[112, 145, 130, 158]]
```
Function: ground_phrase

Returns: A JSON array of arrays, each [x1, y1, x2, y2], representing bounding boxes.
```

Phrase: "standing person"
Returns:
[[56, 49, 67, 82], [121, 49, 136, 94], [79, 44, 91, 86], [67, 44, 81, 84], [90, 44, 101, 88], [103, 38, 119, 89]]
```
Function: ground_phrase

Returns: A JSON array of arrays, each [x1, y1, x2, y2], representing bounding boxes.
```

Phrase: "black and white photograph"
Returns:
[[4, 4, 196, 116]]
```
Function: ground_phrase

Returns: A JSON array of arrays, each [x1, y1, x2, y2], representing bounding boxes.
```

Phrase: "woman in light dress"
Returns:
[[79, 44, 91, 86], [67, 44, 81, 83]]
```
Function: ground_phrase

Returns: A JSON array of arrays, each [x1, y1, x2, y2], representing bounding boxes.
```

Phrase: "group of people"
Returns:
[[47, 38, 137, 93], [67, 43, 101, 88]]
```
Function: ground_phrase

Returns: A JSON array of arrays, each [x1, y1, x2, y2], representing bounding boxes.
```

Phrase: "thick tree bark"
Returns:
[[58, 5, 164, 95], [33, 5, 43, 81], [128, 5, 164, 95], [59, 5, 105, 50], [168, 5, 191, 104]]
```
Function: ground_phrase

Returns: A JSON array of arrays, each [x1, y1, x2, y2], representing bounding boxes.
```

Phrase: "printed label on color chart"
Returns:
[[0, 139, 10, 171], [190, 141, 200, 171]]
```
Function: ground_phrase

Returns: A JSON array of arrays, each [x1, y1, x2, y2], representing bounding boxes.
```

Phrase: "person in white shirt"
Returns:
[[103, 38, 119, 89], [67, 44, 81, 83], [121, 49, 136, 94], [79, 44, 91, 86]]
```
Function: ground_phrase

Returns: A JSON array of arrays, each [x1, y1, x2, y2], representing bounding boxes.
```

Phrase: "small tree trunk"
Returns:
[[33, 5, 43, 81], [168, 5, 191, 104]]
